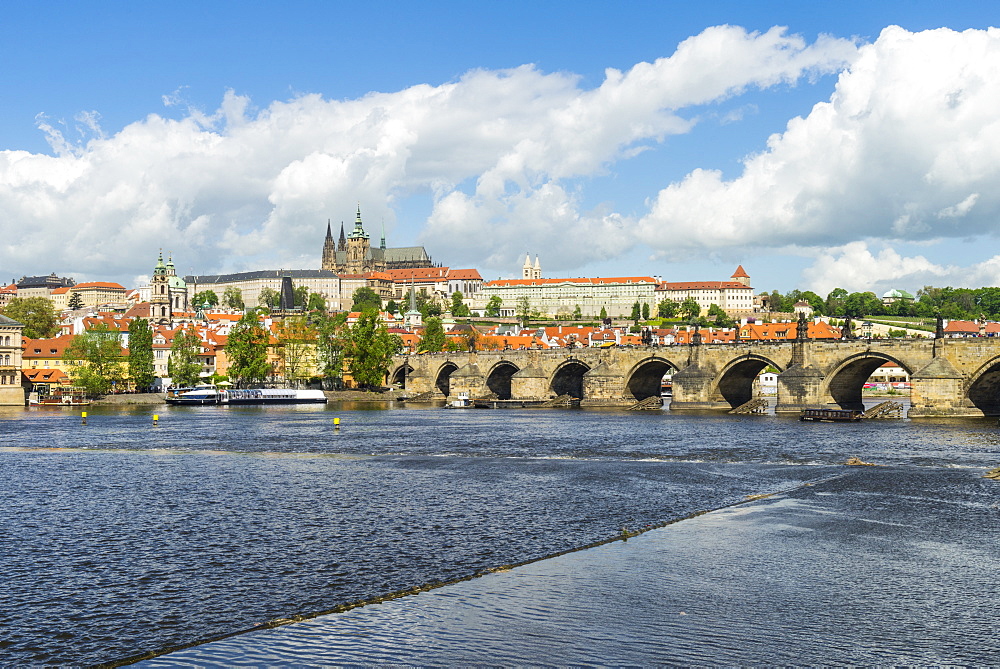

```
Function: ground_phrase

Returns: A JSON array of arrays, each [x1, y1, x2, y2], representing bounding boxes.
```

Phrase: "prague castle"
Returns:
[[321, 205, 433, 275]]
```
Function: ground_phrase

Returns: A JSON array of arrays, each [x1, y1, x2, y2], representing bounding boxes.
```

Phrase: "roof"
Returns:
[[185, 269, 340, 283], [381, 267, 451, 281], [0, 314, 24, 326], [75, 281, 127, 290], [447, 269, 483, 280], [22, 334, 78, 357], [486, 276, 658, 288], [731, 265, 750, 279], [657, 281, 751, 291]]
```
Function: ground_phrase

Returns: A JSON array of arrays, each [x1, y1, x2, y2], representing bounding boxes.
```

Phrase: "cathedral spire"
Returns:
[[380, 218, 386, 250], [325, 219, 332, 239]]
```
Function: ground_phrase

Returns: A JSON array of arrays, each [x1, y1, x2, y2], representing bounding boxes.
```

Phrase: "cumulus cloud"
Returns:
[[0, 24, 854, 284], [638, 25, 1000, 258], [800, 241, 1000, 295]]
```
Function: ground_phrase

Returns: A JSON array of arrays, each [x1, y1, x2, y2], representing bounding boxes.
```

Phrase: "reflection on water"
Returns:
[[1, 403, 998, 665]]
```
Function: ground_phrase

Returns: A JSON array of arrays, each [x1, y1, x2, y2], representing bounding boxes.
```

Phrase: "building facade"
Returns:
[[185, 269, 347, 310], [655, 266, 755, 316], [0, 314, 25, 405], [481, 276, 661, 319]]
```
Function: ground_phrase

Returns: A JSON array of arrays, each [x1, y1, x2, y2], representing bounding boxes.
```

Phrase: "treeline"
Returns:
[[765, 286, 1000, 320]]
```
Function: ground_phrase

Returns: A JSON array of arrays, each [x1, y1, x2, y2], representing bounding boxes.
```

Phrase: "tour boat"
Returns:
[[799, 408, 863, 422], [165, 387, 327, 405], [29, 387, 91, 407]]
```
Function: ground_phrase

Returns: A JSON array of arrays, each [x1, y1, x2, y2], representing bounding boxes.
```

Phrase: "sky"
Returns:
[[2, 1, 1000, 296]]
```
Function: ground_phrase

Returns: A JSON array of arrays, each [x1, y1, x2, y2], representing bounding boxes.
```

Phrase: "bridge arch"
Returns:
[[389, 363, 412, 389], [963, 356, 1000, 415], [486, 361, 519, 400], [434, 361, 459, 397], [624, 357, 681, 401], [712, 354, 783, 408], [549, 359, 590, 399], [823, 352, 914, 411]]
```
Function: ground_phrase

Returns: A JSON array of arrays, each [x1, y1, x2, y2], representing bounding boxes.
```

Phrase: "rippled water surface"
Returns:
[[1, 401, 998, 665]]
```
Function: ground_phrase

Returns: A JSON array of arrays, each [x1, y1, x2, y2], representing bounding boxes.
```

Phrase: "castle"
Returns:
[[321, 206, 434, 275]]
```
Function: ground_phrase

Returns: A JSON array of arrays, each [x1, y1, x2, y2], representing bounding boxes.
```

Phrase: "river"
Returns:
[[1, 401, 998, 665]]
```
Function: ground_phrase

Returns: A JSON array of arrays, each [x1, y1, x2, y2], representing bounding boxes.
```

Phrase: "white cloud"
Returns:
[[0, 25, 854, 284], [800, 241, 1000, 295], [638, 26, 1000, 258]]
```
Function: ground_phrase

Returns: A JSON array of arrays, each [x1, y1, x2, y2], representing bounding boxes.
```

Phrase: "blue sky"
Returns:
[[2, 1, 999, 296]]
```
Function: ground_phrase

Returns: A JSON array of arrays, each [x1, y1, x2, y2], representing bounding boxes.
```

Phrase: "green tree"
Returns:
[[192, 290, 219, 307], [275, 315, 316, 385], [222, 286, 244, 310], [315, 312, 348, 387], [679, 298, 701, 320], [572, 305, 582, 320], [516, 296, 532, 325], [307, 292, 327, 312], [2, 297, 58, 338], [385, 299, 398, 316], [708, 303, 735, 328], [630, 301, 642, 325], [657, 298, 678, 319], [843, 291, 882, 318], [485, 295, 503, 317], [226, 310, 271, 387], [351, 287, 382, 312], [67, 292, 84, 310], [63, 324, 125, 396], [258, 287, 280, 310], [418, 317, 447, 352], [127, 317, 155, 391], [415, 289, 442, 318], [600, 306, 608, 320], [167, 325, 203, 387], [642, 302, 650, 320], [825, 288, 849, 317], [293, 285, 309, 308], [450, 291, 471, 317], [345, 309, 400, 389]]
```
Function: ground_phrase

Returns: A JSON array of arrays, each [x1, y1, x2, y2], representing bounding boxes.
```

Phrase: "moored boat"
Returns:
[[165, 386, 220, 405], [220, 388, 327, 404], [799, 408, 863, 422]]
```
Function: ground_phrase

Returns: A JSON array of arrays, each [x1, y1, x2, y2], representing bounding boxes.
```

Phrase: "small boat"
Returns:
[[29, 387, 91, 407], [799, 408, 863, 422], [165, 386, 220, 405]]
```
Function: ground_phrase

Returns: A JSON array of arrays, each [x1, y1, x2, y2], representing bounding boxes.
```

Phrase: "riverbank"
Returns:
[[140, 466, 1000, 666], [89, 389, 403, 405]]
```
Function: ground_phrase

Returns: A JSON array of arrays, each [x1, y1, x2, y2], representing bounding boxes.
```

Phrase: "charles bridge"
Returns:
[[390, 336, 1000, 417]]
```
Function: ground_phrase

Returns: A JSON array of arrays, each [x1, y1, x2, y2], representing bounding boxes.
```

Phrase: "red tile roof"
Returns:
[[656, 281, 749, 291], [731, 265, 750, 279]]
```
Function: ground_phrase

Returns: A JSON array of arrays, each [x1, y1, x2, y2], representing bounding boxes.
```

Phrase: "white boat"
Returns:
[[165, 387, 327, 405]]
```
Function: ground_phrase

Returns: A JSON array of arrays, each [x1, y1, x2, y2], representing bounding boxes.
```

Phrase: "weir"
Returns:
[[393, 337, 1000, 417]]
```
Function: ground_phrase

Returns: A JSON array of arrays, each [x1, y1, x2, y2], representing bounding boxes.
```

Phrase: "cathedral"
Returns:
[[321, 206, 433, 275]]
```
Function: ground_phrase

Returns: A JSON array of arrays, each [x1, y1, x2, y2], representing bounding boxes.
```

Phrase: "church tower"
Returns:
[[337, 222, 347, 252], [533, 255, 541, 280], [731, 265, 750, 287], [321, 220, 337, 271], [522, 253, 533, 280], [345, 205, 372, 274], [150, 251, 172, 325]]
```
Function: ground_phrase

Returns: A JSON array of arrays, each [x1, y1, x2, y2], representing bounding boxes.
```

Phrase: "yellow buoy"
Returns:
[[334, 417, 341, 429]]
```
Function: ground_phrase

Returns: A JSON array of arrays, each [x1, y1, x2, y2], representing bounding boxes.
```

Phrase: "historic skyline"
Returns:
[[2, 1, 999, 295]]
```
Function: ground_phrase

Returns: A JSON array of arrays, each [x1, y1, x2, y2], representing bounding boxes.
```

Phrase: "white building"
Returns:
[[481, 276, 660, 319], [654, 266, 754, 317]]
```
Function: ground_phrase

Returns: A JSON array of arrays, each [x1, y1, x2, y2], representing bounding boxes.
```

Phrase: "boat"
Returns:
[[165, 387, 327, 405], [799, 408, 863, 422], [29, 387, 91, 407]]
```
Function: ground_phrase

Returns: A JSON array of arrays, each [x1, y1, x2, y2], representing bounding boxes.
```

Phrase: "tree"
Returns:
[[167, 325, 203, 387], [572, 305, 582, 320], [418, 317, 447, 352], [516, 296, 533, 325], [708, 303, 735, 328], [415, 289, 442, 318], [2, 297, 58, 338], [315, 312, 348, 387], [485, 295, 503, 317], [657, 298, 678, 319], [630, 301, 642, 325], [679, 298, 701, 321], [293, 285, 309, 308], [63, 324, 125, 396], [600, 306, 608, 320], [192, 290, 219, 307], [642, 302, 650, 320], [226, 310, 271, 387], [127, 318, 155, 391], [345, 309, 400, 389], [67, 292, 84, 310], [843, 291, 881, 318], [307, 292, 327, 312], [223, 286, 244, 310], [385, 299, 398, 316], [825, 288, 849, 317], [351, 287, 382, 312], [450, 291, 471, 317], [258, 287, 280, 310], [275, 315, 317, 385]]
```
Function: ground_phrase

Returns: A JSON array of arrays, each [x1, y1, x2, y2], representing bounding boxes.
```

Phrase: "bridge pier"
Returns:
[[774, 364, 829, 413], [580, 362, 632, 407], [908, 357, 981, 417], [669, 361, 730, 411]]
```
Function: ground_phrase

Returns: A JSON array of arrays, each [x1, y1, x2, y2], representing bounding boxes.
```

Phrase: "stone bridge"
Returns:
[[390, 338, 1000, 417]]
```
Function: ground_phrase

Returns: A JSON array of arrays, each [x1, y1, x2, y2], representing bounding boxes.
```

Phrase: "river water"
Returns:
[[1, 401, 998, 665]]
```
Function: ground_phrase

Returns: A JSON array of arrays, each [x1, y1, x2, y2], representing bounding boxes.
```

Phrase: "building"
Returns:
[[0, 314, 25, 405], [321, 206, 433, 275], [881, 288, 915, 305], [52, 281, 129, 310], [481, 276, 660, 319], [185, 269, 346, 310], [655, 266, 755, 317], [15, 273, 76, 300]]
